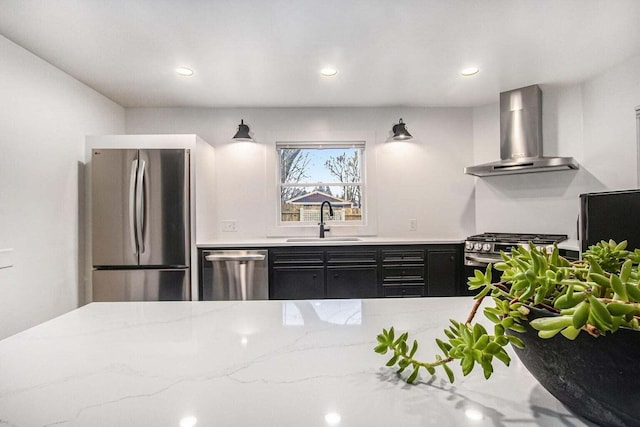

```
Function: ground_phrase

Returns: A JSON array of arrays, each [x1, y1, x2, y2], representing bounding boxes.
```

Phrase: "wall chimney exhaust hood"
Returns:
[[464, 85, 579, 177]]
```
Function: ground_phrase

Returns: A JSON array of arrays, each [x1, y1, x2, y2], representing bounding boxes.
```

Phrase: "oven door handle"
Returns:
[[465, 255, 501, 266]]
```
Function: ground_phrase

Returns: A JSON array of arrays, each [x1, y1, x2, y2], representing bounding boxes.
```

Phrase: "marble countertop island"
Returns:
[[0, 298, 589, 426]]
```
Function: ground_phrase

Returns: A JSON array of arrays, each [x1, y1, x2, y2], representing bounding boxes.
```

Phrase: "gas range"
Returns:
[[464, 232, 568, 267]]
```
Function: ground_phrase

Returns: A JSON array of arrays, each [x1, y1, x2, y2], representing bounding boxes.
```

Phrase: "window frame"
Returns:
[[265, 131, 377, 237], [276, 141, 366, 227]]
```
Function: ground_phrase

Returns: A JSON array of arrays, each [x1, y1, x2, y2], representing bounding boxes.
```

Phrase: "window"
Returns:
[[276, 142, 365, 225]]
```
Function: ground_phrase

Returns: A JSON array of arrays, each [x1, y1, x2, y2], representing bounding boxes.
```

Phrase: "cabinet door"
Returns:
[[427, 249, 459, 296], [427, 249, 460, 297], [271, 267, 325, 300], [326, 266, 378, 299]]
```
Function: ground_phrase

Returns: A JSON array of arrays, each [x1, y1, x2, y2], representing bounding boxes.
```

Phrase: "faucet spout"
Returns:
[[319, 201, 334, 238]]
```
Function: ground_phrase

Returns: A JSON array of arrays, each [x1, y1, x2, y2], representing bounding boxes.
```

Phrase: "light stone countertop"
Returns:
[[0, 298, 589, 426], [197, 237, 464, 248], [196, 237, 582, 251]]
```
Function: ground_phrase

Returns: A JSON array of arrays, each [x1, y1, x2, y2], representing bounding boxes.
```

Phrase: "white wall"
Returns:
[[473, 54, 640, 238], [581, 55, 640, 190], [125, 107, 476, 241], [0, 36, 125, 339]]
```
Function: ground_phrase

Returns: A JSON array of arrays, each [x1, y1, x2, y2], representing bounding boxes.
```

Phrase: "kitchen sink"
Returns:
[[286, 237, 362, 242]]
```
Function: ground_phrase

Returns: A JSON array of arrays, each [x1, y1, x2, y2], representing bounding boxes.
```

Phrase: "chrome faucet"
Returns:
[[319, 201, 334, 238]]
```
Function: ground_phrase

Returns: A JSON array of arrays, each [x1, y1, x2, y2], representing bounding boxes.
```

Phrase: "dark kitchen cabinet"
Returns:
[[426, 247, 461, 296], [326, 249, 378, 299], [381, 248, 426, 297], [269, 249, 325, 300], [200, 242, 464, 300], [271, 267, 325, 299]]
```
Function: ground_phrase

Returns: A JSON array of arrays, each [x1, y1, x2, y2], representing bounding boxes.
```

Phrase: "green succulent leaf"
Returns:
[[607, 302, 636, 316], [506, 335, 525, 349], [386, 354, 399, 366], [409, 340, 419, 357], [572, 301, 590, 329], [435, 338, 451, 355], [374, 343, 388, 354], [537, 328, 562, 339], [493, 349, 511, 366], [560, 325, 581, 340], [610, 274, 628, 300], [529, 315, 573, 331], [442, 362, 455, 383], [626, 283, 640, 301], [588, 295, 613, 326], [620, 259, 632, 282], [407, 365, 420, 383], [461, 355, 474, 376]]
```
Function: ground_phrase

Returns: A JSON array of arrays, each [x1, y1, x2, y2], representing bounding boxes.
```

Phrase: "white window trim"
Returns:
[[276, 140, 365, 227], [265, 130, 378, 237]]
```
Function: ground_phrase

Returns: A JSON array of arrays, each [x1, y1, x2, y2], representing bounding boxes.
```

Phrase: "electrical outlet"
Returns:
[[221, 220, 237, 232], [408, 219, 418, 232]]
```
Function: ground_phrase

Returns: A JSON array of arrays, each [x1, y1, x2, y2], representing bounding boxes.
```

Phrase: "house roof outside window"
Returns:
[[286, 191, 352, 207]]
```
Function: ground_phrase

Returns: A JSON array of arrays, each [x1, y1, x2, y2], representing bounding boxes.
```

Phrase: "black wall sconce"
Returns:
[[392, 118, 413, 141], [232, 119, 253, 142]]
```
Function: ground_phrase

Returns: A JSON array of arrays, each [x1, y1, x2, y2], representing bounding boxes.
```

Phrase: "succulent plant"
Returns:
[[375, 240, 640, 383]]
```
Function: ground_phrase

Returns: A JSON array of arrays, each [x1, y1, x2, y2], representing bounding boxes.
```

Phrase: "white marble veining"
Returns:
[[0, 298, 589, 426]]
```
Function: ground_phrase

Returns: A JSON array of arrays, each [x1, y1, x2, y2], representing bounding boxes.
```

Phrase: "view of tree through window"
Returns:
[[277, 144, 364, 223]]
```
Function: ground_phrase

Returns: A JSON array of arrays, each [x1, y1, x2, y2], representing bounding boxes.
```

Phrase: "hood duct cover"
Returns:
[[464, 84, 579, 177]]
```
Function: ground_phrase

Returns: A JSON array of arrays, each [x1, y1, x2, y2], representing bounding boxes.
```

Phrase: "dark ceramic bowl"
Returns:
[[509, 306, 640, 427]]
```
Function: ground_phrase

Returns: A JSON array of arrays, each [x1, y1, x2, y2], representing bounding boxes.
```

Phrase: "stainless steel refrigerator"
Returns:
[[91, 148, 191, 301], [579, 189, 640, 252]]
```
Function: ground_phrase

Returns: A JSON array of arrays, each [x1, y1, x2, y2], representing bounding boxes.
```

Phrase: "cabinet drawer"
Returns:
[[382, 285, 425, 298], [381, 250, 425, 264], [271, 250, 324, 266], [326, 249, 377, 265], [382, 266, 424, 281]]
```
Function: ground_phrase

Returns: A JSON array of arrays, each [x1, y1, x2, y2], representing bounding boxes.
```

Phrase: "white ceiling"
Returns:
[[2, 0, 640, 108]]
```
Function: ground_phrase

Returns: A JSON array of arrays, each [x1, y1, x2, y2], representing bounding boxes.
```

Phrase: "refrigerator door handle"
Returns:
[[136, 159, 146, 254], [129, 159, 139, 256]]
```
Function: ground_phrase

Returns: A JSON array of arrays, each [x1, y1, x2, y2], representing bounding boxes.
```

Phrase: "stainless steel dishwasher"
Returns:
[[201, 250, 268, 300]]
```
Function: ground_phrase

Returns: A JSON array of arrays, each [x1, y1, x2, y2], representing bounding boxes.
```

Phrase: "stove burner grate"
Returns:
[[467, 233, 568, 244]]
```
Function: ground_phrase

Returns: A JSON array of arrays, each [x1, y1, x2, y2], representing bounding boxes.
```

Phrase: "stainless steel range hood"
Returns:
[[464, 85, 579, 177]]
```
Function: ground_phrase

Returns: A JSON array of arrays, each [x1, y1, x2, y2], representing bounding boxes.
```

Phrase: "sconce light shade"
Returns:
[[392, 118, 412, 141], [233, 119, 253, 142]]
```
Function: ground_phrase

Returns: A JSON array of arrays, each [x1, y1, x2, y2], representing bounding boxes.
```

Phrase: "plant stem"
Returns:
[[538, 302, 559, 313], [465, 294, 486, 325], [583, 323, 601, 337]]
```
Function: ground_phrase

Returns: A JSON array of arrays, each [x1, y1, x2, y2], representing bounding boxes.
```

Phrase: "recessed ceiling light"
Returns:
[[461, 67, 479, 76], [320, 67, 338, 77], [175, 67, 194, 76]]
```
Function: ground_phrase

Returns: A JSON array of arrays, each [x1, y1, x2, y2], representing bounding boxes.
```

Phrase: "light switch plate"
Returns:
[[408, 219, 418, 232], [0, 248, 14, 269]]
